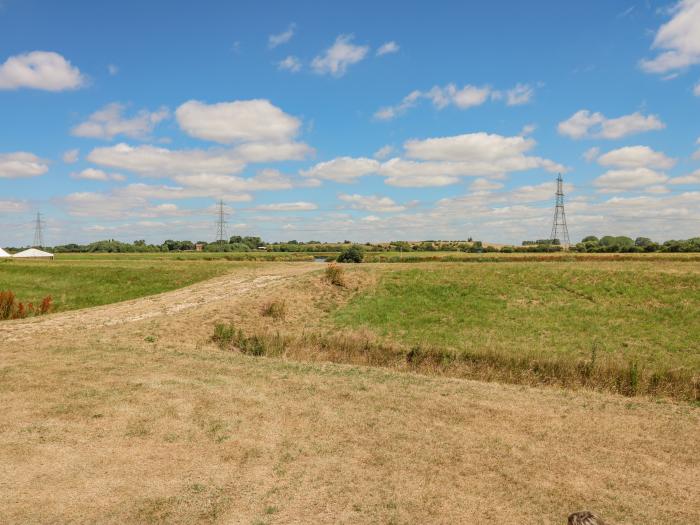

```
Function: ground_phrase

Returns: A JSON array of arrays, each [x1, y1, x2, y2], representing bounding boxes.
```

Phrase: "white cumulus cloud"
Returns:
[[558, 110, 665, 139], [70, 168, 125, 182], [176, 99, 301, 144], [0, 51, 84, 91], [373, 145, 394, 159], [268, 23, 296, 48], [594, 168, 669, 193], [311, 34, 369, 77], [375, 82, 533, 120], [597, 145, 676, 170], [669, 168, 700, 184], [376, 41, 400, 56], [505, 83, 535, 106], [62, 149, 79, 164], [278, 55, 301, 73], [0, 152, 49, 178], [72, 103, 170, 141], [88, 143, 246, 177], [640, 0, 700, 73], [253, 201, 317, 211], [300, 157, 379, 183], [469, 178, 504, 191], [338, 193, 407, 212]]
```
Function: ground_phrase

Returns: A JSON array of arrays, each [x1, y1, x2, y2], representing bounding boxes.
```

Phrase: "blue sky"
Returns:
[[1, 0, 699, 245]]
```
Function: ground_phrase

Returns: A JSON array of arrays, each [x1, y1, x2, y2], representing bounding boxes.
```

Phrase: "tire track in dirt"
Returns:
[[0, 263, 319, 344]]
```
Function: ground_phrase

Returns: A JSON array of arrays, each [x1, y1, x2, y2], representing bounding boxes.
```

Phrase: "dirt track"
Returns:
[[0, 263, 319, 345]]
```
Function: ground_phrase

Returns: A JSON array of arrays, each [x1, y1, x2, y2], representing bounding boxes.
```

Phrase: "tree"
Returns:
[[337, 245, 364, 263]]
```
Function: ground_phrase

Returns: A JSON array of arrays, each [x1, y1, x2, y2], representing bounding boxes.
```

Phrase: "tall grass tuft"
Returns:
[[324, 263, 346, 287], [261, 299, 286, 320], [0, 290, 52, 320], [211, 322, 699, 402]]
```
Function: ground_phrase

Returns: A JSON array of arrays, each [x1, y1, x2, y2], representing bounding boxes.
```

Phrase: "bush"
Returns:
[[337, 245, 364, 263], [324, 263, 346, 287]]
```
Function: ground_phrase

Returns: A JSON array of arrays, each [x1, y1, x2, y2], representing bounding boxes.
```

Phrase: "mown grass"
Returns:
[[0, 258, 241, 313]]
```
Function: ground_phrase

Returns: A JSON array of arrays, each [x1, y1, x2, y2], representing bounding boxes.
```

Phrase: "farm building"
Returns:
[[0, 247, 10, 258], [12, 248, 54, 259]]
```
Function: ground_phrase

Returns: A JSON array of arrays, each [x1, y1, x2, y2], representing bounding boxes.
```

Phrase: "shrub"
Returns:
[[324, 263, 346, 287], [337, 245, 364, 263], [0, 290, 15, 320], [261, 299, 286, 320], [39, 296, 52, 315], [0, 290, 52, 320]]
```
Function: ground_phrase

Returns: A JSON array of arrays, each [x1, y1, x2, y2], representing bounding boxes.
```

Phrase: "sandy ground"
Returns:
[[0, 263, 698, 524]]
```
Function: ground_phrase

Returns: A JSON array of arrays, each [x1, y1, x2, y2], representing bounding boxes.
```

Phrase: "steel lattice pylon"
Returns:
[[33, 211, 45, 248], [215, 199, 228, 244], [549, 174, 570, 248]]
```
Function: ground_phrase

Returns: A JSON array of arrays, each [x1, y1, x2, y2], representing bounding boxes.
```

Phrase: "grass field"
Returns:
[[334, 263, 700, 369], [50, 251, 325, 261], [214, 260, 700, 401], [1, 262, 698, 524], [0, 258, 242, 312]]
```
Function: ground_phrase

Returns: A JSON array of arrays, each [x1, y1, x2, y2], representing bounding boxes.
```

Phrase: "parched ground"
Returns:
[[0, 263, 698, 524]]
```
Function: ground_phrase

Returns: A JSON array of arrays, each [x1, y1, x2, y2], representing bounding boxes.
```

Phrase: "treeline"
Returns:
[[572, 236, 700, 253], [48, 240, 204, 253], [9, 235, 699, 254]]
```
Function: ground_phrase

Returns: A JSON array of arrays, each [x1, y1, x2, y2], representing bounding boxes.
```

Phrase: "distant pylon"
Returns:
[[215, 199, 228, 244], [32, 211, 45, 248], [549, 173, 570, 248]]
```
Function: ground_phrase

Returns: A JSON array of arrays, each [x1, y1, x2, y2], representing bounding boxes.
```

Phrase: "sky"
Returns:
[[1, 0, 699, 246]]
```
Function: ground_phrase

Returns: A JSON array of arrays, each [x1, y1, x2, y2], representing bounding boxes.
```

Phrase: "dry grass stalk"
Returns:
[[324, 263, 346, 287]]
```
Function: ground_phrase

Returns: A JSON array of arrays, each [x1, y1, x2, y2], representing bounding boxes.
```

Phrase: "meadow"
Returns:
[[0, 257, 241, 312], [216, 259, 700, 401], [1, 254, 698, 523], [2, 253, 699, 399]]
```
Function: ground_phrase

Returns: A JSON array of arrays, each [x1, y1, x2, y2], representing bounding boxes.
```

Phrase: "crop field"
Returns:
[[1, 254, 698, 523]]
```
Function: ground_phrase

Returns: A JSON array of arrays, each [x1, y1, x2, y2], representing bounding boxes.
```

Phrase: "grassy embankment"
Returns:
[[0, 258, 243, 312], [215, 260, 700, 401]]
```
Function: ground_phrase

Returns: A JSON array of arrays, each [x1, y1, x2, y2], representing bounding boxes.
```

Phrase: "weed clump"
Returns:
[[261, 299, 286, 320], [324, 263, 346, 287], [0, 290, 52, 320], [212, 323, 279, 356]]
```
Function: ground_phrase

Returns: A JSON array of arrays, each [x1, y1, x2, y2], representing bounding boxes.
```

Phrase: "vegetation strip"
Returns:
[[212, 262, 699, 402]]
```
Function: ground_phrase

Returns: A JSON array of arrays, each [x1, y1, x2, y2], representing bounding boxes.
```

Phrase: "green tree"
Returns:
[[337, 245, 364, 263]]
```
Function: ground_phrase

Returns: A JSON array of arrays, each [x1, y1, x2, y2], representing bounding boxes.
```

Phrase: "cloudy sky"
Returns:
[[1, 0, 699, 245]]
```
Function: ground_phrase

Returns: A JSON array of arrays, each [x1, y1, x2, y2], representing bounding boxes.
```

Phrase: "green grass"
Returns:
[[363, 251, 700, 263], [0, 258, 243, 312], [51, 251, 326, 261], [333, 263, 700, 376]]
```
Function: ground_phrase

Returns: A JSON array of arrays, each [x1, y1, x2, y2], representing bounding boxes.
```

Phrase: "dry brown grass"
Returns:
[[0, 262, 698, 523]]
